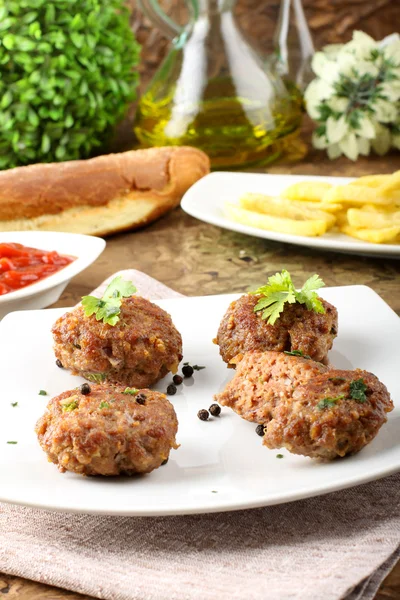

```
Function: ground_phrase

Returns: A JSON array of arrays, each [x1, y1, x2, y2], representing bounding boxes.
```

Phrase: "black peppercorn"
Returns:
[[182, 365, 194, 377], [80, 383, 91, 395], [173, 374, 183, 385], [55, 359, 63, 368], [136, 393, 147, 405], [197, 409, 209, 421], [209, 403, 221, 417], [255, 424, 265, 437], [167, 384, 177, 396]]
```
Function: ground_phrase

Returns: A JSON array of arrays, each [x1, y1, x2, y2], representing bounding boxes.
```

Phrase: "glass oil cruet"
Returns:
[[133, 0, 305, 169]]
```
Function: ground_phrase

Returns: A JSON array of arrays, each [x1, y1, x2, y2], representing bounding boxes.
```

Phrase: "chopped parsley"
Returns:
[[276, 454, 284, 459], [7, 441, 17, 444], [328, 377, 346, 383], [38, 390, 48, 396], [317, 394, 345, 410], [252, 270, 325, 325], [193, 365, 206, 371], [84, 372, 106, 383], [81, 276, 136, 326], [122, 387, 139, 396], [99, 401, 110, 409], [211, 490, 218, 493], [62, 400, 79, 412], [349, 379, 368, 403], [284, 350, 311, 359], [11, 402, 18, 407]]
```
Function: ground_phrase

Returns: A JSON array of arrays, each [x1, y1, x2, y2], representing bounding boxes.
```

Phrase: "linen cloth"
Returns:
[[0, 270, 398, 600]]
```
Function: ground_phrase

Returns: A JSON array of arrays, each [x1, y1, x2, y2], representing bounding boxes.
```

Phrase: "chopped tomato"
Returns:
[[0, 243, 74, 295]]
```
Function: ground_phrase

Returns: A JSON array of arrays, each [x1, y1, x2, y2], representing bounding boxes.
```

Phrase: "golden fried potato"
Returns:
[[239, 194, 336, 227], [323, 185, 393, 205], [347, 208, 400, 229], [224, 203, 330, 236], [281, 181, 333, 202], [377, 171, 400, 202], [341, 224, 400, 243], [349, 175, 389, 188]]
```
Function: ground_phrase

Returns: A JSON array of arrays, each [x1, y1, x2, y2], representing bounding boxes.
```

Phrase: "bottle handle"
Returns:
[[138, 0, 199, 41]]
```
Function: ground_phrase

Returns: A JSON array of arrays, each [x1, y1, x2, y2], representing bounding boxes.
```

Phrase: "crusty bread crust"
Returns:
[[0, 146, 210, 235]]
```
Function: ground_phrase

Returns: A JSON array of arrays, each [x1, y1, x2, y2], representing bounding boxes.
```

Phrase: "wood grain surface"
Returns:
[[1, 145, 399, 600]]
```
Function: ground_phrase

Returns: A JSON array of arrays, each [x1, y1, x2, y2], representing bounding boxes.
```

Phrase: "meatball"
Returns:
[[35, 384, 179, 476], [215, 294, 338, 365], [215, 351, 328, 424], [215, 351, 393, 459], [265, 368, 393, 459], [52, 296, 183, 388]]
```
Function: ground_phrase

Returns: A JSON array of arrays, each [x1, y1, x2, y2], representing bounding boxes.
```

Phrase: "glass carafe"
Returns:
[[133, 0, 305, 169]]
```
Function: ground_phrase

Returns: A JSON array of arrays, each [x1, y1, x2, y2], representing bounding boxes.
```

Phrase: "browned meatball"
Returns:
[[35, 384, 179, 476], [265, 369, 393, 459], [215, 294, 338, 365], [52, 296, 183, 388], [215, 351, 328, 423], [215, 351, 393, 460]]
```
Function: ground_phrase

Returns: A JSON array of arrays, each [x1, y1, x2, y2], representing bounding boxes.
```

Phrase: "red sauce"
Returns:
[[0, 243, 75, 296]]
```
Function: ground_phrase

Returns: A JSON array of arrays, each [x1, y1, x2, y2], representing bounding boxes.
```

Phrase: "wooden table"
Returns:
[[1, 149, 399, 600]]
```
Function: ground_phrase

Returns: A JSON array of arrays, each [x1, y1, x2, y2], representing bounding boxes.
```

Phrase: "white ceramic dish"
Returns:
[[0, 286, 398, 516], [181, 172, 400, 258], [0, 232, 105, 318]]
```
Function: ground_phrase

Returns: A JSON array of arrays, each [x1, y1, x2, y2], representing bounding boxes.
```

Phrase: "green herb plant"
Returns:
[[0, 0, 140, 169], [253, 270, 325, 325], [82, 275, 136, 325]]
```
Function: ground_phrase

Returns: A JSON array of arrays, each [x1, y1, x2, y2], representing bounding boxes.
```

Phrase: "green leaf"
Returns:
[[41, 133, 51, 153], [349, 379, 368, 403], [62, 400, 79, 412], [284, 350, 311, 359], [83, 372, 106, 383], [122, 387, 139, 395], [103, 276, 136, 301], [99, 401, 110, 409], [81, 295, 101, 317], [252, 270, 324, 325], [317, 395, 345, 410]]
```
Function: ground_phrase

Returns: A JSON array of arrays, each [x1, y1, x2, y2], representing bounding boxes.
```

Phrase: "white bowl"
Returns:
[[0, 231, 106, 319]]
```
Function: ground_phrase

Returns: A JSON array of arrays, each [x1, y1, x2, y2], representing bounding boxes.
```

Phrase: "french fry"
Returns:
[[239, 194, 336, 227], [347, 208, 400, 229], [377, 170, 400, 196], [323, 185, 394, 205], [281, 181, 333, 202], [340, 224, 400, 243], [224, 202, 330, 237], [349, 175, 389, 188]]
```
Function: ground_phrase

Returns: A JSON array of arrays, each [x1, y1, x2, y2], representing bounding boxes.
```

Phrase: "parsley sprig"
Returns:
[[349, 379, 368, 403], [252, 270, 325, 325], [81, 276, 136, 326], [317, 395, 345, 410]]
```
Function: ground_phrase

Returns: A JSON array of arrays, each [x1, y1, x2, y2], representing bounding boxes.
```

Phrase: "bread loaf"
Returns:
[[0, 146, 210, 236]]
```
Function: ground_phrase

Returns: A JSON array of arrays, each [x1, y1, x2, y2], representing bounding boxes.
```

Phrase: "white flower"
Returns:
[[312, 131, 329, 149], [392, 133, 400, 150], [326, 115, 348, 144], [306, 30, 400, 160], [383, 39, 400, 66], [373, 99, 398, 123], [379, 81, 400, 102], [326, 97, 349, 113], [304, 80, 333, 118], [311, 52, 340, 83], [327, 144, 342, 159], [371, 123, 391, 155], [357, 137, 370, 156], [357, 115, 375, 139], [354, 61, 379, 78], [339, 133, 359, 161]]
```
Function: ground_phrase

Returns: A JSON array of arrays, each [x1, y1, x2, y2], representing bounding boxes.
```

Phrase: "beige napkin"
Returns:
[[0, 270, 398, 600]]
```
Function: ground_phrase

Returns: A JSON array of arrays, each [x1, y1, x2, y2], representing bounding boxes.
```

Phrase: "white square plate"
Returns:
[[0, 286, 399, 516], [181, 172, 400, 258]]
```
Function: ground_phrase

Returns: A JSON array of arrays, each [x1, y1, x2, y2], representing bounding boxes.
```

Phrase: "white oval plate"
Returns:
[[181, 172, 400, 258], [0, 285, 399, 516], [0, 232, 105, 318]]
